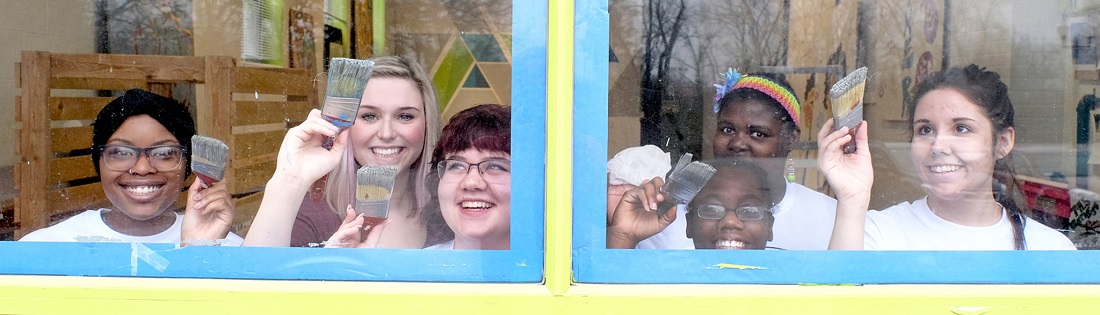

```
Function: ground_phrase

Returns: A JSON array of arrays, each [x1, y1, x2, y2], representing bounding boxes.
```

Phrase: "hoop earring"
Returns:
[[785, 158, 796, 182]]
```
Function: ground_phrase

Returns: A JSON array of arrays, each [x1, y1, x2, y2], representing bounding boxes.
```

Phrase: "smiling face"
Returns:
[[686, 167, 774, 250], [910, 88, 1014, 203], [712, 99, 797, 172], [349, 77, 427, 171], [438, 149, 511, 249], [99, 115, 186, 221]]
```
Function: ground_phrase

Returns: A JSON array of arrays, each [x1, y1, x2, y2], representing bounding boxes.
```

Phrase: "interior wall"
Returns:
[[0, 1, 96, 167]]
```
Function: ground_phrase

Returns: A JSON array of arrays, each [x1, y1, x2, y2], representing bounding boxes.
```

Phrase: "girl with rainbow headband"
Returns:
[[608, 69, 837, 250]]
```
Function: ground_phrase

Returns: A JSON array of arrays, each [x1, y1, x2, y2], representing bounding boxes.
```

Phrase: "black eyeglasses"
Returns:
[[689, 204, 770, 221], [99, 144, 187, 172], [436, 158, 511, 183]]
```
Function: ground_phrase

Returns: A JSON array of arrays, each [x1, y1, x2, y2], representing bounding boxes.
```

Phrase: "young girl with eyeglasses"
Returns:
[[20, 89, 241, 245], [607, 158, 776, 250]]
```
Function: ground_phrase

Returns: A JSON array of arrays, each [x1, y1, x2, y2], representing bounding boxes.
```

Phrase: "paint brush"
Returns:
[[190, 135, 229, 189], [321, 58, 375, 150], [829, 67, 868, 154], [657, 153, 716, 217], [355, 165, 399, 227]]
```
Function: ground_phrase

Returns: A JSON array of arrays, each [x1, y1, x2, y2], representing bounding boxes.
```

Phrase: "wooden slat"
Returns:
[[50, 77, 149, 90], [233, 67, 311, 96], [14, 95, 20, 122], [287, 100, 315, 122], [232, 100, 312, 126], [233, 130, 285, 161], [14, 62, 20, 87], [233, 152, 277, 170], [50, 97, 113, 121], [232, 160, 276, 194], [51, 126, 93, 153], [49, 53, 205, 82], [235, 101, 290, 126], [49, 155, 96, 184], [16, 51, 52, 239], [47, 182, 106, 219]]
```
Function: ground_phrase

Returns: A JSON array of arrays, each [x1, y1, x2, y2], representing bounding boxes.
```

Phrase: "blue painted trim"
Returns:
[[569, 0, 1100, 285], [0, 1, 546, 283]]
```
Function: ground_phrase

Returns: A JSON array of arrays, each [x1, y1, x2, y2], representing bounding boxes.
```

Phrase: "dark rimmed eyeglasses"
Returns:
[[689, 204, 770, 221], [436, 158, 511, 183], [98, 144, 187, 172]]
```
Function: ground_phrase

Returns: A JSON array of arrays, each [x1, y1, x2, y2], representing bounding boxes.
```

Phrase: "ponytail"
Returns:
[[992, 154, 1028, 250]]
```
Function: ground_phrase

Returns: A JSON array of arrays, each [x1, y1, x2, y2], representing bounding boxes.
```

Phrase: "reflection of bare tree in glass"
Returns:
[[95, 0, 194, 56], [705, 0, 787, 69], [639, 0, 687, 146], [648, 1, 788, 156]]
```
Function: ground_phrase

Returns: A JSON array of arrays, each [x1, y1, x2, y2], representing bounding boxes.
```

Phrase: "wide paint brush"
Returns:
[[321, 58, 375, 149], [190, 135, 229, 189], [657, 153, 716, 217], [829, 67, 868, 154], [355, 165, 399, 227]]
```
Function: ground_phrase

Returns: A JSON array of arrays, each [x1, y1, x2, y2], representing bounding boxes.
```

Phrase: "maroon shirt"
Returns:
[[289, 181, 342, 247]]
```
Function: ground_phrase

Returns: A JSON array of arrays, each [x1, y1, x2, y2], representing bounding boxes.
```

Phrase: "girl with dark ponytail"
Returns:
[[817, 64, 1075, 250]]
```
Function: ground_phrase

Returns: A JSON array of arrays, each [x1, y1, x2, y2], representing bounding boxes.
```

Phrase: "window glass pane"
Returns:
[[0, 0, 543, 283], [579, 0, 1100, 284]]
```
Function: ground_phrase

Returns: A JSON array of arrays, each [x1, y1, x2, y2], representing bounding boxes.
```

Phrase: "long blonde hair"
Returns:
[[324, 56, 442, 220]]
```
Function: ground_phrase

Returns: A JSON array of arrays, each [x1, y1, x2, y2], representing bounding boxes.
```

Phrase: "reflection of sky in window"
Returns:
[[461, 34, 507, 62]]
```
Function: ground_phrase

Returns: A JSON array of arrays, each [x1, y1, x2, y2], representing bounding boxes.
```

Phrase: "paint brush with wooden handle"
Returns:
[[829, 67, 868, 154]]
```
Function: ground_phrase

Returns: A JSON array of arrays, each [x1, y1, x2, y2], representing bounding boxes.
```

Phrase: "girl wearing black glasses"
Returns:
[[20, 89, 240, 245], [607, 158, 776, 250]]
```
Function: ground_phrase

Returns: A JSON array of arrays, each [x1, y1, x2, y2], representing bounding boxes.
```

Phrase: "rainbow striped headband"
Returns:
[[713, 68, 801, 128]]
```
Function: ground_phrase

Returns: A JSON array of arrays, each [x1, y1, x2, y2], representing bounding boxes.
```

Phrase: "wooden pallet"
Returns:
[[13, 52, 314, 239]]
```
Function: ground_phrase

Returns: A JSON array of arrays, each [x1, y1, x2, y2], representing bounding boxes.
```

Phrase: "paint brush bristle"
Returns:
[[326, 58, 375, 99], [355, 165, 398, 221], [321, 58, 376, 149], [657, 153, 716, 217], [829, 67, 868, 154], [191, 135, 229, 188]]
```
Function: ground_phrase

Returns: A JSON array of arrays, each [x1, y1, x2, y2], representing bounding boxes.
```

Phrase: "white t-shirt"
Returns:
[[637, 181, 838, 250], [19, 209, 243, 245], [425, 240, 455, 249], [865, 198, 1077, 250]]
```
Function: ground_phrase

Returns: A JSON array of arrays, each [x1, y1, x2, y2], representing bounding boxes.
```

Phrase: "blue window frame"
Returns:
[[571, 0, 1100, 284], [0, 1, 545, 283]]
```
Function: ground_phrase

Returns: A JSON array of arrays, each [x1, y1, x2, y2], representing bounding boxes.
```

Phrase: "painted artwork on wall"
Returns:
[[99, 0, 194, 56], [289, 8, 318, 76]]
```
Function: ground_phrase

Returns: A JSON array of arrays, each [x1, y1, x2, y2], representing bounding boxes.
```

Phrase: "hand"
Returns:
[[606, 177, 677, 249], [273, 108, 351, 184], [817, 119, 874, 202], [607, 183, 637, 225], [324, 206, 387, 248], [181, 180, 235, 246]]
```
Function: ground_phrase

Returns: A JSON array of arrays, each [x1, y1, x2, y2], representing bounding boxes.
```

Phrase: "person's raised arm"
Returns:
[[606, 177, 678, 249], [244, 109, 350, 246], [817, 119, 874, 250]]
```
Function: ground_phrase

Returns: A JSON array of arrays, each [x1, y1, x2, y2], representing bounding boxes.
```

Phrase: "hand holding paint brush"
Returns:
[[321, 58, 375, 150], [182, 135, 235, 245], [829, 67, 868, 154], [322, 165, 398, 248], [190, 135, 229, 189]]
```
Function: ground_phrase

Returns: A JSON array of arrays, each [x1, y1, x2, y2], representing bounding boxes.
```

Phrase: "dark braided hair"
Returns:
[[907, 64, 1028, 250]]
